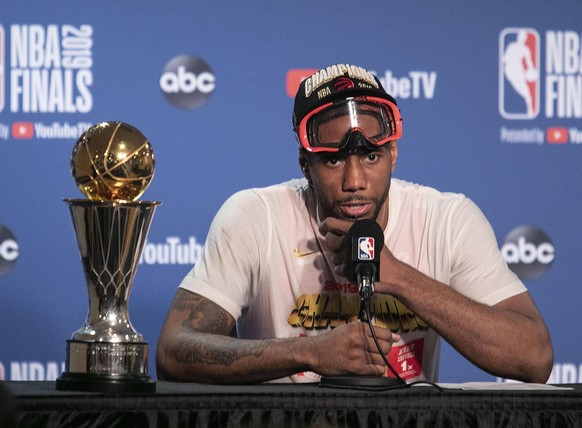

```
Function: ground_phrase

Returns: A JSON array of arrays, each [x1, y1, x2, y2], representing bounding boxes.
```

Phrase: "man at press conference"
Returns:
[[156, 63, 553, 384]]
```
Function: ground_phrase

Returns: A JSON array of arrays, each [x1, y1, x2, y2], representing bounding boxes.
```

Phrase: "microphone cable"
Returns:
[[362, 297, 444, 392], [356, 265, 403, 382], [361, 297, 405, 383]]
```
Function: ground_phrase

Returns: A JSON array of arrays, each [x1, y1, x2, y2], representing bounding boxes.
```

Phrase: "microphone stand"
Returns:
[[319, 266, 405, 389], [357, 269, 374, 322]]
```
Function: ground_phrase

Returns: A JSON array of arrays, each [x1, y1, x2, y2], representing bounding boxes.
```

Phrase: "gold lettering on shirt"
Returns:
[[287, 293, 428, 332]]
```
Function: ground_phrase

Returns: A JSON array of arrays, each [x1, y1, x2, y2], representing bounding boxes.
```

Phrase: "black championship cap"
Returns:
[[292, 64, 397, 129]]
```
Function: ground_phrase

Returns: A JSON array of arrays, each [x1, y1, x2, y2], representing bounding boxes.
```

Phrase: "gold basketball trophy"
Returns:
[[56, 121, 159, 393]]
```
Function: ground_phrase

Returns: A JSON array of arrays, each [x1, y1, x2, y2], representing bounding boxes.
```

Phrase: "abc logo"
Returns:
[[501, 226, 554, 281], [160, 55, 215, 110], [0, 225, 19, 276]]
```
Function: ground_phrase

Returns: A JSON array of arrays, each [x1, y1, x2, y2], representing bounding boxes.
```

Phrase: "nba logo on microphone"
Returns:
[[358, 237, 375, 260], [499, 28, 540, 119]]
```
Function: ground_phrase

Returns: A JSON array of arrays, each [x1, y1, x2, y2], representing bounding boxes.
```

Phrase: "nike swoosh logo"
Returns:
[[293, 247, 319, 258]]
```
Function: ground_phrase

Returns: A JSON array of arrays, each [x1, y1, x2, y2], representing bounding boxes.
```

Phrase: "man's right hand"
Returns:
[[306, 320, 400, 377]]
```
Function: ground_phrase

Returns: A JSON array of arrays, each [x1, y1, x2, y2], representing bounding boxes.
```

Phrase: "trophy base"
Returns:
[[56, 340, 155, 393], [56, 371, 156, 393]]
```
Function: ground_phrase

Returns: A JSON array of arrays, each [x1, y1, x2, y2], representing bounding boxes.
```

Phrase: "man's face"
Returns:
[[300, 142, 398, 222]]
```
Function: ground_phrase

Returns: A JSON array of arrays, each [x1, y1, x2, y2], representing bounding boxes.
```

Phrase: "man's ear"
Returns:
[[390, 141, 398, 173], [298, 151, 311, 182]]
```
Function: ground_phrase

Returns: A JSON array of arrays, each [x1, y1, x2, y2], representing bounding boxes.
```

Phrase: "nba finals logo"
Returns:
[[499, 28, 540, 119], [10, 24, 94, 114], [358, 237, 374, 260]]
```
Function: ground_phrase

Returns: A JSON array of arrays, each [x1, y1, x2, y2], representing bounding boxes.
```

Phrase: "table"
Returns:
[[3, 381, 582, 427]]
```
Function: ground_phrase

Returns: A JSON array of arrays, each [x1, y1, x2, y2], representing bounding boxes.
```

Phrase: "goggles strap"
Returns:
[[342, 130, 378, 152]]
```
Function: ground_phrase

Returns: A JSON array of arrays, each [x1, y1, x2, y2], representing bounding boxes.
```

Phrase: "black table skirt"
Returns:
[[3, 381, 582, 428]]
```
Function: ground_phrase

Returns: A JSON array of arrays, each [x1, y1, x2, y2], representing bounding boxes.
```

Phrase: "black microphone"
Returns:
[[345, 219, 384, 302], [319, 220, 405, 389], [320, 220, 406, 390]]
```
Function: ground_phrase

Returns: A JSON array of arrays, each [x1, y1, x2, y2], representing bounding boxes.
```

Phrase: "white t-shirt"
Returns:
[[179, 178, 526, 383]]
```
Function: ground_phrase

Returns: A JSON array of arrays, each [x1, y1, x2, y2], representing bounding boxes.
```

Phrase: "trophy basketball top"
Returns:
[[70, 121, 155, 202]]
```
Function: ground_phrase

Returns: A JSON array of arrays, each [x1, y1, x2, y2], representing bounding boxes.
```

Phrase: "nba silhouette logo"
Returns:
[[499, 28, 540, 119], [358, 237, 374, 260], [0, 25, 4, 113]]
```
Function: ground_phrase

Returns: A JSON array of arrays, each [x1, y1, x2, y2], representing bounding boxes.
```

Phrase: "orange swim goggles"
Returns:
[[296, 96, 402, 153]]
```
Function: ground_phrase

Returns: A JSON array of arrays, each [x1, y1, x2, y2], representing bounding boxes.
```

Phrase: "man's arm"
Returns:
[[320, 216, 553, 383], [379, 253, 553, 383], [156, 288, 400, 383]]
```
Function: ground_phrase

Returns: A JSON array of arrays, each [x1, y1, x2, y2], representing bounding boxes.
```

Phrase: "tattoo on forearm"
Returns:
[[176, 292, 229, 334], [170, 338, 268, 366], [168, 290, 267, 366]]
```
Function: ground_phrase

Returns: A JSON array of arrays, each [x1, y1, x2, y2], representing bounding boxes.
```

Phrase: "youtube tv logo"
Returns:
[[12, 122, 34, 139], [286, 69, 318, 98], [546, 127, 568, 144]]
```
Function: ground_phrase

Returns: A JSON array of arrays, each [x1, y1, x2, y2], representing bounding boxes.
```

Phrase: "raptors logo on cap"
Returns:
[[333, 77, 355, 91]]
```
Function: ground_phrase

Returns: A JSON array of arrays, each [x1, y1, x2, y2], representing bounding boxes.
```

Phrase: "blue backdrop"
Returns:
[[1, 0, 581, 384]]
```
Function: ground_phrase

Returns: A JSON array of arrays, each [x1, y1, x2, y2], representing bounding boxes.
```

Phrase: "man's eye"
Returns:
[[321, 156, 340, 165]]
